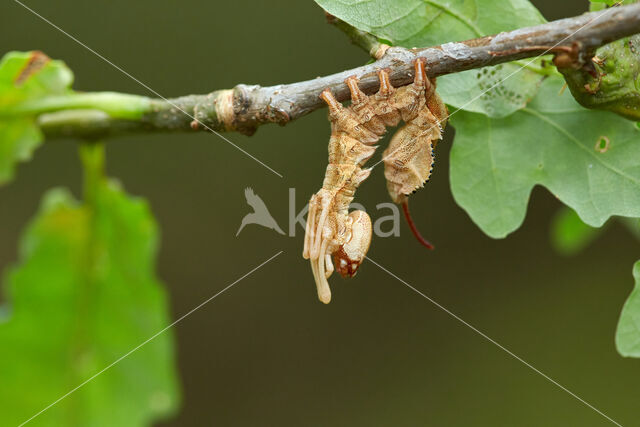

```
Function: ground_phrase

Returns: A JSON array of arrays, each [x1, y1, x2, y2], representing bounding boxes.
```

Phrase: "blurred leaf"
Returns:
[[0, 51, 73, 108], [620, 217, 640, 240], [0, 51, 73, 185], [0, 118, 42, 185], [616, 260, 640, 357], [590, 0, 620, 6], [550, 208, 640, 255], [591, 0, 636, 8], [551, 206, 602, 255], [0, 148, 180, 425], [314, 0, 547, 117], [450, 76, 640, 238]]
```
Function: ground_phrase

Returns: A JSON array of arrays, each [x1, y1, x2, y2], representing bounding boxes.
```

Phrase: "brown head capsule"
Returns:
[[334, 210, 372, 278]]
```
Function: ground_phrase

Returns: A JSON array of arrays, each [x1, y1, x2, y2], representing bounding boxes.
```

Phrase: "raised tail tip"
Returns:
[[401, 198, 434, 250]]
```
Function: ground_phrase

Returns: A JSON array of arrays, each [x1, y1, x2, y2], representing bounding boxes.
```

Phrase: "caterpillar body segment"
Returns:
[[382, 62, 448, 250]]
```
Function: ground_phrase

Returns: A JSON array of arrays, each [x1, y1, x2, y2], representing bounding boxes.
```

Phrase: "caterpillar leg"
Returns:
[[345, 76, 386, 135], [345, 75, 367, 105], [422, 71, 449, 140], [377, 68, 395, 97], [303, 193, 319, 259], [374, 69, 402, 126], [321, 88, 379, 145], [395, 59, 428, 122], [304, 187, 337, 303], [306, 208, 333, 303], [313, 236, 332, 303], [417, 59, 448, 141], [325, 253, 334, 278]]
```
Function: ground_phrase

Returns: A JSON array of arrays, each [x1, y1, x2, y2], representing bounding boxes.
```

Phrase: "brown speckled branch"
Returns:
[[40, 3, 640, 140]]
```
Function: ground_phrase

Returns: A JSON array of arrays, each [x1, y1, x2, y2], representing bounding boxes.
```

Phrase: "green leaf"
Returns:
[[616, 260, 640, 357], [591, 0, 636, 8], [0, 51, 73, 185], [620, 217, 640, 241], [550, 206, 602, 255], [314, 0, 548, 117], [450, 76, 640, 238], [437, 61, 546, 118], [0, 172, 180, 424], [0, 118, 43, 184], [0, 51, 73, 108]]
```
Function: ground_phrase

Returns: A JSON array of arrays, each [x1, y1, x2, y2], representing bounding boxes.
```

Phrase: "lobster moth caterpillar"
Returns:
[[303, 59, 448, 303]]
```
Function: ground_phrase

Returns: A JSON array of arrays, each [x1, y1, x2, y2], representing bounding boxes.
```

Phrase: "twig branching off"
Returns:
[[37, 3, 640, 140], [324, 13, 390, 59]]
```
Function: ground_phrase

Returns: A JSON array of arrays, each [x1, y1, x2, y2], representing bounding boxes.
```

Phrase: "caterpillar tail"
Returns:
[[401, 197, 434, 250]]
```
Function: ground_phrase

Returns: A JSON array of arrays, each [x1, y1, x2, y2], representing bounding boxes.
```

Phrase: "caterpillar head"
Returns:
[[334, 210, 372, 278]]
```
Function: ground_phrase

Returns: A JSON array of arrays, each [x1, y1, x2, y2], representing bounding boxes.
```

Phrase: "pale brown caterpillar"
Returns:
[[303, 59, 448, 303]]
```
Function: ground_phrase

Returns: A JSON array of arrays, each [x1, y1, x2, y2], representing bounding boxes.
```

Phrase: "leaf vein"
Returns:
[[422, 0, 483, 37], [522, 108, 640, 187]]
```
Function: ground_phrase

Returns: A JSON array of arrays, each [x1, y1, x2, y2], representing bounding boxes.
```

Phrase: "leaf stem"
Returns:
[[3, 92, 152, 120], [79, 142, 105, 205]]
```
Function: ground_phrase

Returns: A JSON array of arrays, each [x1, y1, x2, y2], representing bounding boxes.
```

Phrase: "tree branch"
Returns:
[[31, 3, 640, 140]]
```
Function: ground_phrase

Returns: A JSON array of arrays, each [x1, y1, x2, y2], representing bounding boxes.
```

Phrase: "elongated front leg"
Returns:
[[309, 190, 333, 260], [313, 231, 333, 303], [305, 193, 336, 304], [303, 194, 316, 259], [324, 253, 334, 278]]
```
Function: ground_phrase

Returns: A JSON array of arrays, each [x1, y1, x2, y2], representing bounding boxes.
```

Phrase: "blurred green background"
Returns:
[[1, 0, 639, 425]]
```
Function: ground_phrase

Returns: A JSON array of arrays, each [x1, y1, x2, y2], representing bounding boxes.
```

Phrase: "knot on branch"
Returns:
[[214, 89, 236, 131], [551, 42, 594, 70], [373, 44, 391, 60], [209, 85, 290, 136]]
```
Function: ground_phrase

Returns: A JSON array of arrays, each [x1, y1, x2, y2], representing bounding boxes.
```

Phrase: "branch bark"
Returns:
[[33, 3, 640, 140]]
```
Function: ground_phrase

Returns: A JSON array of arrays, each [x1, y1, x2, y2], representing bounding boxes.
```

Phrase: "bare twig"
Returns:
[[33, 3, 640, 140]]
